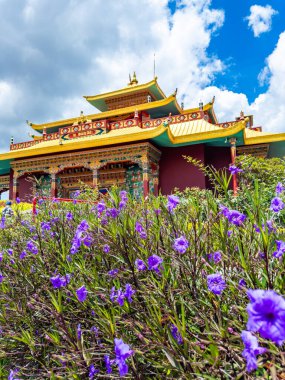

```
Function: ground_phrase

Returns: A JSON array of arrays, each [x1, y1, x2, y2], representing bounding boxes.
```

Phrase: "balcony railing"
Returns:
[[10, 110, 233, 151]]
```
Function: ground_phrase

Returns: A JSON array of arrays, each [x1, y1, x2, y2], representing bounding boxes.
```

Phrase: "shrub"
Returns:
[[0, 172, 284, 379]]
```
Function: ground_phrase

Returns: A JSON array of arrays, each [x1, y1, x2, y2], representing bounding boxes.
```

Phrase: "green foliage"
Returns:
[[0, 168, 284, 379]]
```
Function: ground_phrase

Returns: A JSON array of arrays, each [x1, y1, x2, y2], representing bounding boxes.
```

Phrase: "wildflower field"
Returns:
[[0, 156, 284, 379]]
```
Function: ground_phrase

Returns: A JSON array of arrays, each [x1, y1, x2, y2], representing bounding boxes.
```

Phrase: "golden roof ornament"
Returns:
[[128, 72, 138, 86]]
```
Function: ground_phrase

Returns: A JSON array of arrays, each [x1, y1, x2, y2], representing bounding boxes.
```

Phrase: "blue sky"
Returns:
[[0, 0, 284, 153], [209, 0, 285, 102], [169, 0, 284, 102]]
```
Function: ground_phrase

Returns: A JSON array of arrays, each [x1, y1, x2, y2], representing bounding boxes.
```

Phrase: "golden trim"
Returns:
[[83, 78, 166, 102], [0, 125, 167, 160], [243, 130, 285, 145], [31, 95, 179, 131], [183, 101, 214, 114], [167, 119, 246, 144]]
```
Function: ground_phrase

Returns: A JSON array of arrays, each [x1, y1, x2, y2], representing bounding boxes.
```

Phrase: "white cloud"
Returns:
[[196, 32, 285, 133], [246, 4, 278, 37], [0, 81, 20, 118], [0, 0, 284, 155], [0, 0, 226, 151], [251, 31, 285, 132]]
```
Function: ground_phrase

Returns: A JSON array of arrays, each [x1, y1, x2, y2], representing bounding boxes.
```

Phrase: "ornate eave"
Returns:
[[83, 78, 167, 111], [30, 94, 181, 133]]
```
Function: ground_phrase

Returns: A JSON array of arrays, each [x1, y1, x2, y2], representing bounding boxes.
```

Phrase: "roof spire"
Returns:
[[128, 72, 138, 86]]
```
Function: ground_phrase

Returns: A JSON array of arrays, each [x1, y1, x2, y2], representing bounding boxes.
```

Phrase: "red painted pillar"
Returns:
[[12, 174, 19, 201], [142, 158, 149, 198], [230, 138, 237, 196], [50, 173, 56, 198], [92, 168, 99, 188], [153, 177, 159, 196]]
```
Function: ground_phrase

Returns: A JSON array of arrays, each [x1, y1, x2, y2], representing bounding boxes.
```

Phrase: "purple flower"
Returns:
[[7, 249, 13, 256], [97, 201, 106, 214], [110, 288, 125, 306], [170, 324, 183, 344], [116, 289, 125, 306], [0, 216, 5, 229], [238, 278, 247, 289], [41, 221, 51, 231], [148, 254, 163, 274], [19, 250, 27, 259], [135, 259, 146, 271], [91, 326, 99, 336], [66, 211, 73, 221], [229, 164, 243, 175], [135, 221, 144, 233], [106, 207, 119, 218], [76, 286, 88, 302], [0, 273, 4, 283], [270, 197, 284, 212], [0, 252, 2, 261], [219, 205, 246, 226], [50, 275, 63, 289], [207, 273, 226, 295], [16, 197, 21, 204], [173, 236, 189, 254], [77, 220, 89, 231], [273, 240, 285, 258], [135, 221, 147, 239], [77, 324, 82, 340], [73, 190, 81, 198], [108, 269, 119, 278], [246, 289, 285, 345], [167, 194, 180, 213], [227, 230, 233, 237], [266, 220, 276, 233], [83, 234, 92, 247], [253, 224, 261, 233], [114, 338, 134, 377], [120, 190, 128, 200], [89, 364, 99, 379], [208, 251, 222, 264], [119, 200, 127, 210], [50, 274, 70, 289], [124, 284, 136, 303], [103, 244, 110, 253], [241, 331, 267, 372], [275, 182, 284, 194], [8, 369, 21, 380], [105, 355, 113, 374], [227, 210, 246, 226], [154, 208, 161, 215], [26, 240, 38, 255]]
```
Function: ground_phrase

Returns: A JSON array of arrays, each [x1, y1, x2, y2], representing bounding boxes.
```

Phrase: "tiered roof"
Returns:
[[0, 76, 285, 176]]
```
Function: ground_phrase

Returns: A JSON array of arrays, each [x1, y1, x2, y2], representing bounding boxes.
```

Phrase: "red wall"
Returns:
[[18, 176, 34, 202], [205, 146, 231, 189], [159, 144, 206, 194]]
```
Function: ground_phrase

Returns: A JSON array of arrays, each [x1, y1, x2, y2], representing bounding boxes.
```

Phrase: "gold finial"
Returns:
[[128, 72, 138, 86]]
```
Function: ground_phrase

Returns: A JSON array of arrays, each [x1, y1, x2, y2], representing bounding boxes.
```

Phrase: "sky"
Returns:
[[0, 0, 285, 152]]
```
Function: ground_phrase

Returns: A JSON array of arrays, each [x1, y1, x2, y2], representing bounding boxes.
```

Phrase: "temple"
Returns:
[[0, 74, 284, 201]]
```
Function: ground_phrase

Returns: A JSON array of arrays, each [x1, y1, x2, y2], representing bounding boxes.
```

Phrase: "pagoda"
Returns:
[[0, 73, 284, 201]]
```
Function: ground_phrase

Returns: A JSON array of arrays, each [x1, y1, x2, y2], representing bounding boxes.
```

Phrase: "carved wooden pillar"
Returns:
[[12, 173, 19, 201], [153, 164, 159, 196], [89, 161, 101, 189], [50, 173, 57, 198], [92, 168, 99, 188], [229, 137, 237, 196], [141, 156, 149, 197]]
